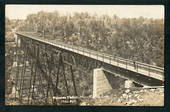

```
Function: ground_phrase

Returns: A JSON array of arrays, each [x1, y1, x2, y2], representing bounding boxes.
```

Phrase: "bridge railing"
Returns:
[[50, 38, 164, 77], [16, 32, 164, 80]]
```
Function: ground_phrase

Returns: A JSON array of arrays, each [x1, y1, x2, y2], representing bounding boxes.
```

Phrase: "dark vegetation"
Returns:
[[5, 18, 17, 95], [16, 11, 164, 67]]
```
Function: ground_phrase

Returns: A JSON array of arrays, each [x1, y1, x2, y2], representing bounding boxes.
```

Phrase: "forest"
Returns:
[[9, 11, 164, 67]]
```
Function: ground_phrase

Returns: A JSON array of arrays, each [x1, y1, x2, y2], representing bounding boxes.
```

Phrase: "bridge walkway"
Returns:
[[16, 32, 164, 81]]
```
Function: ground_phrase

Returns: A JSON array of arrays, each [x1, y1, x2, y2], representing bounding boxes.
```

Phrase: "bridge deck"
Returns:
[[16, 32, 164, 81]]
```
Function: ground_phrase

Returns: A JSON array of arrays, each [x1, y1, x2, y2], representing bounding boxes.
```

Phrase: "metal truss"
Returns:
[[13, 37, 81, 105]]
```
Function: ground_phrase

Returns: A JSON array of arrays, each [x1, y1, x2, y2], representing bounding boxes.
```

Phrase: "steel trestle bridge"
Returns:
[[13, 32, 164, 105]]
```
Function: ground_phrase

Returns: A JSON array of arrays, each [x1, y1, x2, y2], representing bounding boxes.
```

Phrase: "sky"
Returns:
[[5, 5, 164, 20]]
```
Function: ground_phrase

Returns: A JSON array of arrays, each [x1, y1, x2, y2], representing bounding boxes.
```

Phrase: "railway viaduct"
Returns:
[[12, 32, 164, 104]]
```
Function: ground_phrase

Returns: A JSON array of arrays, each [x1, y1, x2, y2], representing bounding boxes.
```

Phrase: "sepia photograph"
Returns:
[[5, 5, 164, 106]]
